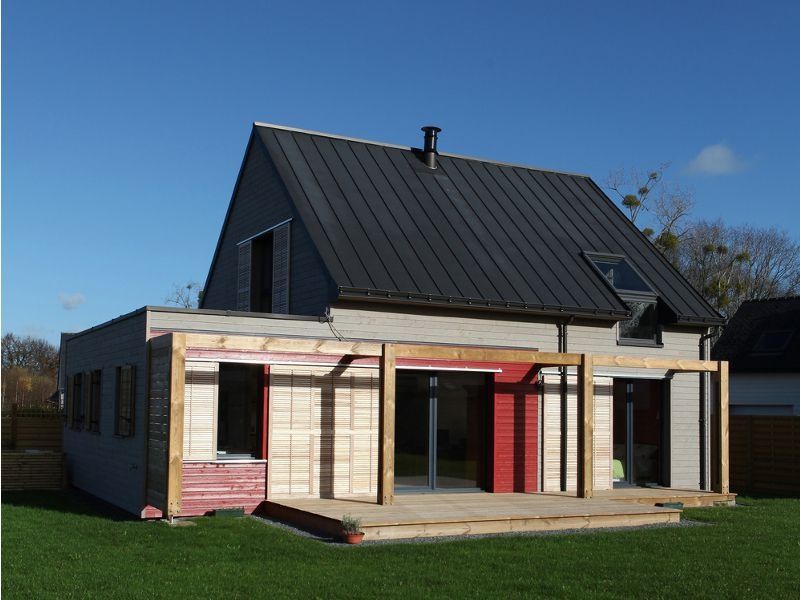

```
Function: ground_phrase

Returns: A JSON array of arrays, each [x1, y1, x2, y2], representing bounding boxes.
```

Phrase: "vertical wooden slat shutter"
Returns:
[[268, 365, 378, 499], [236, 241, 252, 312], [542, 374, 612, 492], [271, 223, 290, 314], [183, 361, 218, 461], [66, 375, 74, 428], [83, 372, 92, 430]]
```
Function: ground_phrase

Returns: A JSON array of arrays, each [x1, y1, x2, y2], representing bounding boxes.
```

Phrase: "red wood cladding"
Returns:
[[490, 363, 538, 494], [179, 461, 267, 517]]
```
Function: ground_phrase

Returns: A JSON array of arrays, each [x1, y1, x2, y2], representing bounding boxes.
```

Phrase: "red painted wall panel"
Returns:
[[490, 363, 538, 493], [179, 461, 267, 517]]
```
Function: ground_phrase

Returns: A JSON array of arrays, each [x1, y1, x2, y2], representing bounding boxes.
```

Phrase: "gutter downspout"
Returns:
[[558, 317, 575, 492]]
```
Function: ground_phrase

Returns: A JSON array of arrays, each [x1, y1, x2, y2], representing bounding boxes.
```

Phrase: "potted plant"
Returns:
[[340, 514, 365, 545]]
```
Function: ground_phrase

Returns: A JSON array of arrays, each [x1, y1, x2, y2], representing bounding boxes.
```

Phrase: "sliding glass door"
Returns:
[[613, 379, 664, 486], [395, 370, 487, 492]]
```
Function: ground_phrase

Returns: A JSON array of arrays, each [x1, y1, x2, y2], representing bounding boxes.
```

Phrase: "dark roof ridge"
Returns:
[[253, 121, 591, 178]]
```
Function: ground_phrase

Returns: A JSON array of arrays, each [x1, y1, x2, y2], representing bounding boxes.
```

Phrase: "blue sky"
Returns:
[[3, 1, 799, 344]]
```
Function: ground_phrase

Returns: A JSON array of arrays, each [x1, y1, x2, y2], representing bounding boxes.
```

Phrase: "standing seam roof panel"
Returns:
[[252, 123, 721, 323], [442, 158, 563, 306], [404, 154, 530, 303]]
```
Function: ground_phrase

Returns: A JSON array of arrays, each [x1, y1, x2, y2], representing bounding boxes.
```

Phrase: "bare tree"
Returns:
[[1, 334, 60, 409], [607, 164, 694, 264], [165, 281, 201, 309], [677, 221, 800, 316]]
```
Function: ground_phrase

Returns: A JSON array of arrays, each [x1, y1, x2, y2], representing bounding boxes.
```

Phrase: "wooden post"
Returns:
[[166, 333, 186, 518], [378, 343, 396, 505], [713, 360, 729, 494], [577, 354, 594, 499]]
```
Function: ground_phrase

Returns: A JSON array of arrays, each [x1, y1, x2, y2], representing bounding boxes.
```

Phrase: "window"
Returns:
[[251, 231, 274, 313], [88, 369, 102, 432], [70, 373, 84, 430], [217, 363, 263, 459], [115, 365, 135, 437], [585, 253, 660, 344], [236, 221, 290, 314], [751, 330, 794, 355]]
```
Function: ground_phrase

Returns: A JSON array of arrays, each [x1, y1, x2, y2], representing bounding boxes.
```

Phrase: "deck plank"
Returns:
[[264, 491, 686, 540]]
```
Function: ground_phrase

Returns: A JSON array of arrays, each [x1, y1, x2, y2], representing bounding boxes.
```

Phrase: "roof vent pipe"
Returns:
[[421, 125, 441, 169]]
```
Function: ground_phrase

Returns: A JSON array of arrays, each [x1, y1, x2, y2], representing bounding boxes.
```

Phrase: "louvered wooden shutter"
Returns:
[[541, 374, 613, 492], [236, 241, 252, 312], [117, 365, 135, 436], [268, 365, 379, 499], [271, 223, 290, 314], [66, 375, 74, 428], [183, 361, 218, 461], [83, 372, 92, 430]]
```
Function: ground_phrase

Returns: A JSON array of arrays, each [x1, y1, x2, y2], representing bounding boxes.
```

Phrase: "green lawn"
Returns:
[[2, 492, 798, 599]]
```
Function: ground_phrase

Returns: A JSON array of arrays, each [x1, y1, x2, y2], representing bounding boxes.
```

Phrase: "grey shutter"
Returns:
[[236, 241, 252, 312], [272, 223, 290, 314]]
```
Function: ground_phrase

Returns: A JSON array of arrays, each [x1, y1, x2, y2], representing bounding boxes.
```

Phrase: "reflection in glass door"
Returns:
[[395, 372, 430, 489], [395, 370, 487, 492], [613, 379, 664, 486]]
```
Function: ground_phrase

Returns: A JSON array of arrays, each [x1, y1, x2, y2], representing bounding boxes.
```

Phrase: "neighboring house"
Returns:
[[713, 297, 800, 416], [60, 123, 729, 519]]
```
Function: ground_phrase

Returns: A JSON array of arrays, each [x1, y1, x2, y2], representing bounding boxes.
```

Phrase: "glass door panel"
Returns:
[[435, 372, 486, 489], [394, 371, 431, 490]]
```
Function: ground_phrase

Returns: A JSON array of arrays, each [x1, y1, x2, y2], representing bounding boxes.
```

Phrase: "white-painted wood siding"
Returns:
[[729, 373, 800, 416], [62, 311, 149, 516]]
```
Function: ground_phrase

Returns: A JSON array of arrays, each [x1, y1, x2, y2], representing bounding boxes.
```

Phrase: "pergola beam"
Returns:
[[593, 355, 719, 372]]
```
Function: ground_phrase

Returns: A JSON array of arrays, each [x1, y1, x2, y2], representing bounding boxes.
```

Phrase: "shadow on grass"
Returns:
[[1, 488, 137, 522]]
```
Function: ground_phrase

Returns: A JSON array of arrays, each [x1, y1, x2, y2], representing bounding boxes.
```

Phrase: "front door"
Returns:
[[395, 370, 487, 492]]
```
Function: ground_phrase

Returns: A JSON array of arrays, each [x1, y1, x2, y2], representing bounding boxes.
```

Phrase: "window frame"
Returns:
[[88, 369, 102, 433], [70, 373, 84, 430], [583, 252, 662, 346]]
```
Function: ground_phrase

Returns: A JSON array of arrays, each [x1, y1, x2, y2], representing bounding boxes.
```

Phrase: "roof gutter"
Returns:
[[336, 287, 629, 321]]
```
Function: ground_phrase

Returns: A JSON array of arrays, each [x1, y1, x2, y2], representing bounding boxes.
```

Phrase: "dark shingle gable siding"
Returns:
[[201, 135, 333, 315]]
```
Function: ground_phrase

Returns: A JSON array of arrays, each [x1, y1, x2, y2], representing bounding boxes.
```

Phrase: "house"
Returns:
[[713, 297, 800, 416], [60, 123, 732, 533]]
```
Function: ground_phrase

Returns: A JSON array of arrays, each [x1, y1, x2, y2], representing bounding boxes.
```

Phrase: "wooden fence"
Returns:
[[1, 406, 63, 451], [730, 415, 800, 495], [1, 406, 65, 491], [2, 452, 66, 490]]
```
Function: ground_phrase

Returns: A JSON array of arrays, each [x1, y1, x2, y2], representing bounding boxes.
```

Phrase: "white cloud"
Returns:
[[687, 143, 746, 175], [58, 292, 86, 310]]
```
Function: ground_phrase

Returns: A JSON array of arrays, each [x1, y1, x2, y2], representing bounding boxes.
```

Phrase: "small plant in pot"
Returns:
[[340, 514, 364, 545]]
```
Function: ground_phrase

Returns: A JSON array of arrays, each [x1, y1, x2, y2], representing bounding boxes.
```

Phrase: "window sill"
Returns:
[[617, 338, 664, 349], [113, 434, 134, 439]]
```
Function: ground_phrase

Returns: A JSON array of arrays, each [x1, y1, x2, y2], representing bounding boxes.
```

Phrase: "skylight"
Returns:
[[751, 330, 794, 355], [585, 253, 655, 296]]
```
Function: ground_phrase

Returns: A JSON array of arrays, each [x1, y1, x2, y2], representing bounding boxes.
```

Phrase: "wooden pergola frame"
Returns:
[[151, 333, 729, 516]]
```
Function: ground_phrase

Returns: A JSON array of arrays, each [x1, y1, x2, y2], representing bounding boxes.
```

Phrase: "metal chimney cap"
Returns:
[[421, 125, 442, 133]]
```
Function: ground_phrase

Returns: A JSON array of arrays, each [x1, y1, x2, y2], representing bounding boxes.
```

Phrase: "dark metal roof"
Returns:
[[254, 123, 723, 324], [712, 297, 800, 372]]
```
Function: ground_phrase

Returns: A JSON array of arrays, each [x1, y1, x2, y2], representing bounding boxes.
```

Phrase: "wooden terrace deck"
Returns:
[[263, 492, 685, 541]]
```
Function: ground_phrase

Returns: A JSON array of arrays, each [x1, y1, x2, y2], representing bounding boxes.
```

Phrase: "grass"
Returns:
[[2, 491, 799, 599]]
